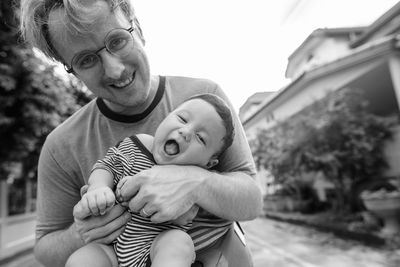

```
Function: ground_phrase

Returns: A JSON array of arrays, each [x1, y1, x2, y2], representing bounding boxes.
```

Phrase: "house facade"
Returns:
[[242, 2, 400, 179]]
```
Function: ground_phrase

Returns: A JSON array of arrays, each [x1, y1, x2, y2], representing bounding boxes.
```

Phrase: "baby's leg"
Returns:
[[150, 229, 195, 267], [65, 243, 118, 267]]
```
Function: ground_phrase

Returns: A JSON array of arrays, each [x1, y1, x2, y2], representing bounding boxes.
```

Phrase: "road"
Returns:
[[2, 217, 400, 267], [241, 217, 400, 267]]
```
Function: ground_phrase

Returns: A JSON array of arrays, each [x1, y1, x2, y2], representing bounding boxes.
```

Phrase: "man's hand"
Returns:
[[72, 203, 131, 245], [117, 165, 207, 223], [116, 175, 135, 204], [171, 204, 199, 225]]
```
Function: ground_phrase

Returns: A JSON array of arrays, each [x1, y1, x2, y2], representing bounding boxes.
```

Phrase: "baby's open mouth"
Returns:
[[164, 140, 180, 155]]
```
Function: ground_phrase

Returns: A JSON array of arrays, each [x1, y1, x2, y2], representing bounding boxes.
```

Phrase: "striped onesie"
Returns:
[[93, 135, 231, 267]]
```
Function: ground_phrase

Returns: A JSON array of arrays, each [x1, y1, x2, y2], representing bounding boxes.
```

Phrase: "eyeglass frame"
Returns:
[[64, 25, 135, 74]]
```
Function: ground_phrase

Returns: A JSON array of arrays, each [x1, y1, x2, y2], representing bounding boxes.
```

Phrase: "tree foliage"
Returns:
[[252, 88, 398, 211], [0, 0, 92, 180]]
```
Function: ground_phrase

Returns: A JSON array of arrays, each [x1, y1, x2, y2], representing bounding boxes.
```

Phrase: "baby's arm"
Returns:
[[115, 134, 154, 204], [79, 169, 116, 217]]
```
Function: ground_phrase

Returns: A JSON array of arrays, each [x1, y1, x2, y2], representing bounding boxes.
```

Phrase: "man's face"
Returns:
[[153, 99, 227, 168], [48, 2, 152, 114]]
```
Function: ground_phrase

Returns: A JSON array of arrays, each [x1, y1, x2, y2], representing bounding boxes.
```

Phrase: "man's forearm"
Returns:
[[194, 169, 263, 221], [35, 223, 83, 267]]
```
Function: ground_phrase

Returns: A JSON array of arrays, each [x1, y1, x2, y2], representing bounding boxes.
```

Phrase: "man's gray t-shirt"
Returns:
[[36, 76, 256, 240]]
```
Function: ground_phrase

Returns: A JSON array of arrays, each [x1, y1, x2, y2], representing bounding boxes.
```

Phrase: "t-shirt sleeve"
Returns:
[[35, 142, 81, 241], [210, 84, 257, 177], [92, 139, 128, 185]]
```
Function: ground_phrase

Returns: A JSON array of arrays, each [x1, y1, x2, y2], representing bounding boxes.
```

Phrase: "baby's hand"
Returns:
[[81, 186, 116, 216]]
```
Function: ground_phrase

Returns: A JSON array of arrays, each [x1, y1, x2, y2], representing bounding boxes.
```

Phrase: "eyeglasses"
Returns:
[[65, 27, 135, 74]]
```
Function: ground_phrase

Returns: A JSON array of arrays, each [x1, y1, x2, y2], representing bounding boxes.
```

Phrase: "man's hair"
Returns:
[[186, 94, 235, 157], [19, 0, 144, 63]]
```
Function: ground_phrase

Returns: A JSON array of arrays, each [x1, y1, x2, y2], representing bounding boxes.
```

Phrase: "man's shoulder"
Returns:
[[165, 75, 220, 94], [163, 75, 227, 106], [45, 100, 97, 147]]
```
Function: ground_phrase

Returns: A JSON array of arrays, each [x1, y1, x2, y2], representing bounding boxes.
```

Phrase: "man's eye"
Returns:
[[76, 54, 99, 69], [108, 37, 128, 51]]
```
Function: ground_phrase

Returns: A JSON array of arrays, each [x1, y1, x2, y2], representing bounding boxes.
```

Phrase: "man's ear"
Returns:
[[206, 158, 219, 169]]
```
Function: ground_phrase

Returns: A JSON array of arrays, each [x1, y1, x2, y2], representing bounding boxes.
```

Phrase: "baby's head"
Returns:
[[153, 94, 234, 169]]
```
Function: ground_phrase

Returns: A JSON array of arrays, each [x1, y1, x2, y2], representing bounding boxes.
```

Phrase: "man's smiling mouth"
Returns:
[[164, 140, 180, 155], [111, 71, 136, 88]]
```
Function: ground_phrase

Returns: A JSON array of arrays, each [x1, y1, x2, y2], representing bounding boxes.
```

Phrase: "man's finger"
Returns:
[[86, 211, 131, 243], [73, 201, 91, 219], [150, 211, 170, 224], [128, 189, 148, 213], [92, 221, 128, 245], [119, 177, 141, 201], [80, 184, 89, 197]]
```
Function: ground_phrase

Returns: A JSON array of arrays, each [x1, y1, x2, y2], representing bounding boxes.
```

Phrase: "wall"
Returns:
[[384, 126, 400, 177], [0, 181, 36, 261], [0, 213, 36, 260], [289, 36, 353, 79], [244, 58, 385, 137]]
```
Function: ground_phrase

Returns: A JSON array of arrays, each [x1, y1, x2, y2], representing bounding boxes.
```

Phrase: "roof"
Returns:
[[350, 1, 400, 48], [242, 34, 400, 126], [239, 92, 275, 117], [288, 27, 366, 61]]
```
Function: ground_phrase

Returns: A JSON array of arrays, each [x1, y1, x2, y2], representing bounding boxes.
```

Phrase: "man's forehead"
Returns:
[[47, 4, 130, 60], [48, 5, 113, 40]]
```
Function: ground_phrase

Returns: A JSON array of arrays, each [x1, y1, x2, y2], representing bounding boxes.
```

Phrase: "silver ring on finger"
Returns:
[[142, 208, 150, 217]]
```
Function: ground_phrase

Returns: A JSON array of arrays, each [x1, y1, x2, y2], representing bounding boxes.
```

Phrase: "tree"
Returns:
[[0, 0, 92, 181], [252, 88, 398, 212]]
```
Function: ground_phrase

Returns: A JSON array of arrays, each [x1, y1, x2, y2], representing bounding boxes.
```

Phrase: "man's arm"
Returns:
[[123, 83, 263, 222], [35, 204, 130, 267], [123, 165, 263, 223], [34, 143, 130, 267], [194, 169, 263, 221], [35, 224, 82, 267]]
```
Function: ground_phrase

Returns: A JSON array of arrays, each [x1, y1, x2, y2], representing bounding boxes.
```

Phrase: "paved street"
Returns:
[[2, 217, 400, 267], [242, 217, 400, 267], [0, 251, 42, 267]]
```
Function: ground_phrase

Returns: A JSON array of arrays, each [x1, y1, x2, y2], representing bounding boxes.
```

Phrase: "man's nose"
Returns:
[[100, 52, 125, 79]]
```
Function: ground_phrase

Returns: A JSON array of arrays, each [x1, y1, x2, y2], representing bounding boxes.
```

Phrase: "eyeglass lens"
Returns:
[[71, 28, 134, 72]]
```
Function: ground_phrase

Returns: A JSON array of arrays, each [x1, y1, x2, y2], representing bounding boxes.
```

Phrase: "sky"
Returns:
[[133, 0, 400, 112]]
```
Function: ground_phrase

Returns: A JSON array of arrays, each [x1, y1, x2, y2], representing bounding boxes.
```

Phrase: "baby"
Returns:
[[67, 93, 235, 267]]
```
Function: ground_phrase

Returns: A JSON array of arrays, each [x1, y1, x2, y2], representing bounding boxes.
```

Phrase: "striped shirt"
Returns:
[[93, 135, 231, 267]]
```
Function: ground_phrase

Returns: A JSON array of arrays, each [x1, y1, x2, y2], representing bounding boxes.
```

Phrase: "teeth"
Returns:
[[113, 77, 133, 88]]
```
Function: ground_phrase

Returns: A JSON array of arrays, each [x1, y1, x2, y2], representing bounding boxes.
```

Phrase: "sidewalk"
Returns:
[[264, 211, 390, 247], [0, 249, 42, 267]]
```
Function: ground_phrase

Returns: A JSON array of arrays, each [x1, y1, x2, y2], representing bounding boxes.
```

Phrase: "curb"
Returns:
[[0, 248, 34, 267], [265, 213, 386, 247]]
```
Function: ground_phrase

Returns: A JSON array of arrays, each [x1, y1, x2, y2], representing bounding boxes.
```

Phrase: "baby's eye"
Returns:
[[178, 115, 187, 123], [196, 134, 206, 145]]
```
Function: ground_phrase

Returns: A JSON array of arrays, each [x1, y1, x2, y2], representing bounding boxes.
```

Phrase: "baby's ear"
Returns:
[[206, 158, 219, 169]]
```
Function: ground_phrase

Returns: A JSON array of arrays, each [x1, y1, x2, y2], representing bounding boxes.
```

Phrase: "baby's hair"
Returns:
[[186, 94, 235, 156]]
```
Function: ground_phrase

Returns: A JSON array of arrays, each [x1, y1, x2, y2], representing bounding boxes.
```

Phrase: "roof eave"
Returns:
[[243, 35, 399, 126]]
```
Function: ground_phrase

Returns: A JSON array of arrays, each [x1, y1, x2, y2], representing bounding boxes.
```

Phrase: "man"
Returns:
[[20, 1, 262, 266]]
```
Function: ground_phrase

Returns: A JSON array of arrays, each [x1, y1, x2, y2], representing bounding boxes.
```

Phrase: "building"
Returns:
[[242, 2, 400, 179], [239, 92, 275, 122]]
